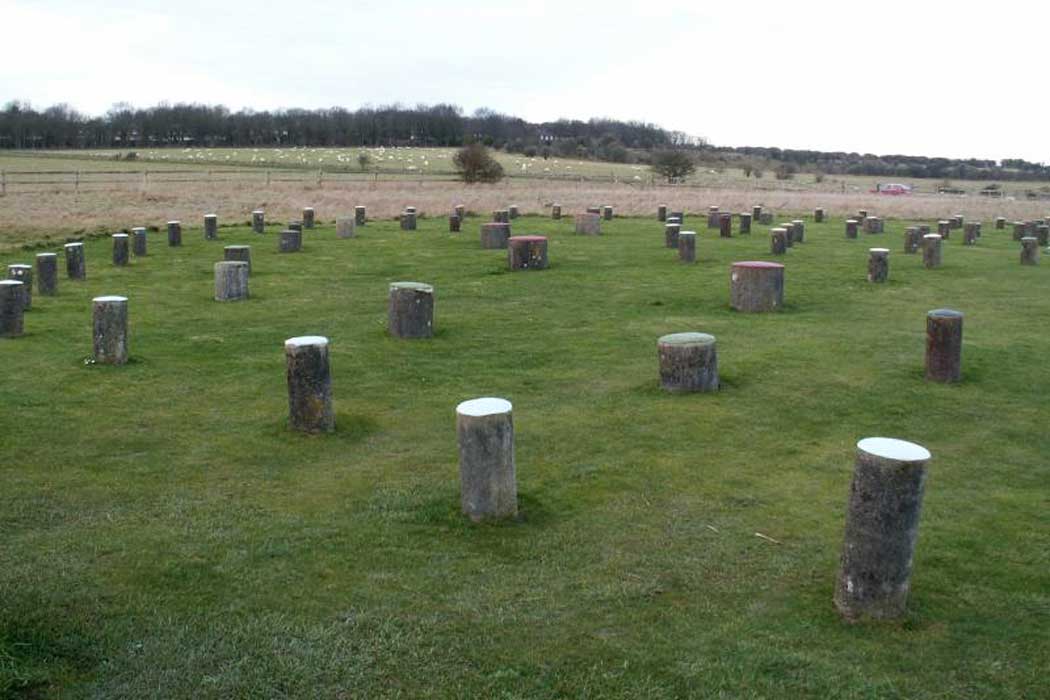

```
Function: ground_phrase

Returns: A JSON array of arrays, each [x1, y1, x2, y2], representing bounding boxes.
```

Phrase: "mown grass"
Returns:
[[1, 214, 1047, 699]]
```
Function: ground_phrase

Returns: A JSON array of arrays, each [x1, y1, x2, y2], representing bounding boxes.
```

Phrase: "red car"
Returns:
[[872, 183, 912, 195]]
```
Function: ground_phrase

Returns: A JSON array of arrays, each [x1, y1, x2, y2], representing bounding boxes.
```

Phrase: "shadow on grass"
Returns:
[[264, 412, 380, 444]]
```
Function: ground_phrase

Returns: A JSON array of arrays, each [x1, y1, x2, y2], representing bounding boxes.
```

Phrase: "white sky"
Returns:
[[2, 0, 1047, 162]]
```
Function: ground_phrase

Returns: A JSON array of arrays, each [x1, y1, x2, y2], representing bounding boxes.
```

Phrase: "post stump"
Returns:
[[926, 309, 962, 382], [770, 228, 787, 255], [167, 221, 182, 247], [7, 264, 32, 310], [508, 236, 549, 270], [284, 336, 334, 433], [0, 280, 24, 337], [481, 223, 511, 249], [214, 261, 249, 301], [354, 206, 367, 226], [658, 332, 718, 392], [92, 295, 128, 365], [665, 223, 681, 249], [35, 253, 57, 296], [278, 229, 302, 253], [846, 219, 859, 239], [337, 217, 355, 239], [730, 261, 784, 312], [575, 213, 601, 235], [302, 207, 315, 229], [1020, 237, 1040, 265], [204, 214, 218, 239], [678, 231, 696, 263], [922, 234, 942, 268], [388, 282, 434, 339], [739, 212, 752, 234], [224, 245, 252, 273], [132, 227, 147, 256], [457, 397, 517, 522], [252, 209, 265, 233], [868, 248, 889, 283], [112, 234, 129, 266], [65, 242, 86, 280]]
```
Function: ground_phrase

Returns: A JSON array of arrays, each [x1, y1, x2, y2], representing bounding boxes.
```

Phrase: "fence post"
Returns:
[[266, 170, 271, 186], [317, 169, 323, 187], [75, 170, 80, 193], [142, 170, 148, 191], [1, 170, 5, 196]]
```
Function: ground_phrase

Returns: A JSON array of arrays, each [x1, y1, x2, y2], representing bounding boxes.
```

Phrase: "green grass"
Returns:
[[1, 215, 1047, 698]]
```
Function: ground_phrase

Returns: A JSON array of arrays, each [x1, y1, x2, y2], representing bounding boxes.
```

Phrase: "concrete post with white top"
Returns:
[[7, 264, 32, 309], [0, 280, 25, 337], [457, 397, 517, 522], [658, 332, 718, 392], [35, 253, 57, 296], [284, 335, 334, 433], [92, 295, 128, 365], [867, 248, 889, 283], [65, 242, 86, 280]]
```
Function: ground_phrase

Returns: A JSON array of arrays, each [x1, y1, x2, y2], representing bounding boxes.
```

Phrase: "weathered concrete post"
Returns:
[[730, 261, 784, 312], [904, 227, 920, 253], [602, 205, 613, 221], [770, 228, 788, 255], [719, 213, 733, 238], [657, 205, 667, 222], [586, 206, 601, 216], [918, 224, 931, 237], [678, 231, 696, 263], [7, 264, 32, 310], [388, 282, 434, 338], [779, 222, 796, 247], [658, 332, 718, 392], [670, 210, 685, 225], [494, 209, 511, 223], [752, 205, 762, 222], [214, 261, 249, 301], [448, 215, 461, 233], [938, 220, 951, 238], [963, 223, 978, 246], [575, 213, 601, 235], [454, 205, 466, 220], [508, 205, 520, 219], [252, 209, 265, 233], [0, 280, 25, 337], [289, 220, 304, 233], [846, 219, 859, 239], [204, 214, 218, 239], [1020, 237, 1040, 265], [92, 295, 128, 365], [284, 335, 334, 433], [974, 222, 982, 239], [551, 204, 561, 220], [707, 206, 720, 229], [302, 207, 315, 229], [35, 253, 57, 296], [792, 219, 805, 243], [400, 211, 417, 231], [815, 208, 825, 223], [857, 209, 868, 222], [481, 222, 511, 249], [354, 206, 367, 226], [278, 229, 302, 253], [868, 248, 889, 283], [65, 242, 86, 280], [336, 217, 355, 239], [735, 213, 751, 234], [223, 245, 252, 273], [132, 227, 147, 256], [112, 234, 130, 266], [834, 437, 931, 620], [922, 234, 943, 268], [457, 397, 517, 522], [995, 216, 1006, 230], [508, 236, 549, 270], [665, 222, 681, 249], [926, 308, 963, 382], [405, 206, 417, 216], [1012, 222, 1026, 241], [167, 221, 182, 247], [951, 214, 963, 229]]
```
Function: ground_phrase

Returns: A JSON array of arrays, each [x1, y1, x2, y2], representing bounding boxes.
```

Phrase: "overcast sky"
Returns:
[[2, 0, 1046, 162]]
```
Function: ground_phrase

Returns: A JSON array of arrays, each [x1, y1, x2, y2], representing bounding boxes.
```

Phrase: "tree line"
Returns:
[[0, 101, 678, 163]]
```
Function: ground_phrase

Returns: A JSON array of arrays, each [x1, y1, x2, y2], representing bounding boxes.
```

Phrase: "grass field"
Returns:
[[1, 214, 1048, 698]]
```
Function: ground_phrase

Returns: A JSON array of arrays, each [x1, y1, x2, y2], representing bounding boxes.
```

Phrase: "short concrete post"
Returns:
[[974, 222, 982, 238], [670, 211, 685, 225], [995, 216, 1006, 230], [779, 222, 795, 247], [454, 205, 465, 220], [204, 214, 218, 239], [922, 234, 942, 268], [354, 206, 367, 226], [287, 221, 303, 233], [480, 223, 511, 249], [252, 209, 265, 233], [951, 214, 963, 229], [678, 231, 696, 262], [1020, 237, 1040, 265], [719, 213, 733, 238], [665, 222, 681, 249], [739, 213, 752, 234], [508, 236, 549, 270], [112, 234, 129, 266], [602, 205, 613, 221], [868, 248, 889, 283], [575, 213, 601, 235], [494, 209, 511, 223], [0, 280, 25, 337], [791, 219, 805, 243], [1012, 222, 1026, 241], [302, 207, 315, 229], [730, 261, 784, 312], [658, 332, 718, 392], [284, 336, 334, 433], [457, 397, 517, 522], [336, 217, 355, 239], [7, 264, 32, 310], [223, 245, 252, 273], [918, 224, 931, 237], [814, 208, 825, 223], [35, 253, 57, 296], [449, 215, 461, 233], [846, 219, 859, 239], [278, 229, 302, 253], [770, 228, 787, 255], [926, 309, 962, 382], [706, 206, 720, 229], [752, 205, 762, 221], [167, 221, 182, 247], [657, 205, 667, 222], [400, 211, 417, 231], [963, 223, 978, 246], [65, 242, 86, 280], [758, 212, 774, 225], [904, 227, 921, 253], [388, 282, 434, 339], [132, 227, 147, 256], [508, 205, 520, 219], [834, 437, 931, 620], [938, 220, 951, 238], [214, 261, 249, 301], [551, 204, 561, 220], [92, 295, 128, 365]]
